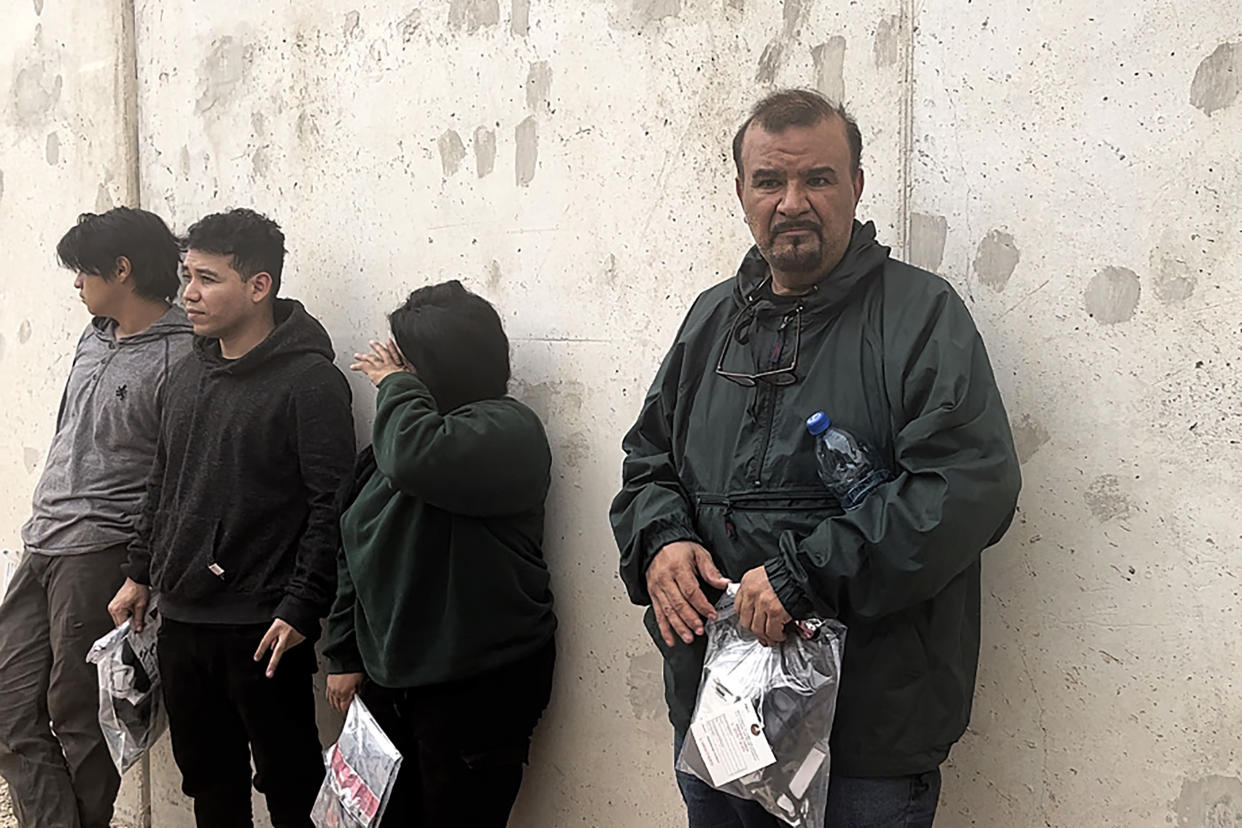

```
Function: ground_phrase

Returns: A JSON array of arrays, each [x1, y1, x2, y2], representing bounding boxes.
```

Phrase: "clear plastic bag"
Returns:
[[311, 697, 403, 828], [84, 601, 166, 774], [676, 584, 846, 827]]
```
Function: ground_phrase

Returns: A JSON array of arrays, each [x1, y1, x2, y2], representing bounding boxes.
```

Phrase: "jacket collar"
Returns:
[[733, 220, 891, 315]]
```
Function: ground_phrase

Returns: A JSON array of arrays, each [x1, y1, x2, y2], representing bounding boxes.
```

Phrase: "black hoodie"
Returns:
[[124, 299, 356, 637]]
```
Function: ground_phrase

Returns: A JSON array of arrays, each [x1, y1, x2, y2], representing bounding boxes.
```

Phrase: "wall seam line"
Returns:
[[118, 11, 152, 825], [120, 0, 141, 209], [899, 0, 916, 260]]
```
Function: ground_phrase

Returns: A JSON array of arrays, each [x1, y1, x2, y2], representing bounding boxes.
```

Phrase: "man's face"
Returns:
[[182, 249, 262, 339], [735, 116, 865, 293], [74, 263, 130, 318]]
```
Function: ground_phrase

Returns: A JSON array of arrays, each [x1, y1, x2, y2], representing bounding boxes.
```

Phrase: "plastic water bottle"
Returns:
[[805, 411, 892, 510]]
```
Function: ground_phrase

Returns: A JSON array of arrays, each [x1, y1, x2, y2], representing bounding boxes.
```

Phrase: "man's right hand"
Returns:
[[108, 578, 150, 632], [326, 672, 365, 713], [646, 541, 730, 647]]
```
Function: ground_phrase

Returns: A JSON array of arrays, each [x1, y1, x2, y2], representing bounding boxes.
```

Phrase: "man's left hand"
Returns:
[[254, 618, 306, 678], [735, 565, 791, 647]]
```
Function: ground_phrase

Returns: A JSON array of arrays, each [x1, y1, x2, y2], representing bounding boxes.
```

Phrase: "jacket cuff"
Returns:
[[275, 596, 321, 641], [377, 370, 430, 397], [121, 557, 150, 586], [764, 555, 815, 620], [324, 652, 366, 675], [642, 522, 703, 574]]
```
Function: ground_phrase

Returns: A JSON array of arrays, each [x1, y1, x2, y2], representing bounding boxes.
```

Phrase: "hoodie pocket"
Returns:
[[149, 510, 231, 601]]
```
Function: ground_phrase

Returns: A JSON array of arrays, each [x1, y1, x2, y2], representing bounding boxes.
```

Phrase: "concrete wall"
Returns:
[[2, 0, 1240, 826], [913, 6, 1242, 827]]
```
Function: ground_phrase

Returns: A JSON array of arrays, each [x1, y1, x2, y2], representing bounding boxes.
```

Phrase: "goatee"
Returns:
[[766, 242, 823, 274]]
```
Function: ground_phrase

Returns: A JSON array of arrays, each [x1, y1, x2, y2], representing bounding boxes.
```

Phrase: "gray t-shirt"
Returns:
[[22, 306, 193, 555]]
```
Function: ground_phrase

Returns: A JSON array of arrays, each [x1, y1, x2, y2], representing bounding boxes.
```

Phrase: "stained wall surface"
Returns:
[[910, 5, 1242, 827], [2, 1, 1239, 826]]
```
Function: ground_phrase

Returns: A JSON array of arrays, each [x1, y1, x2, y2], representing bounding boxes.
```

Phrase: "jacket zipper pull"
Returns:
[[723, 502, 738, 541]]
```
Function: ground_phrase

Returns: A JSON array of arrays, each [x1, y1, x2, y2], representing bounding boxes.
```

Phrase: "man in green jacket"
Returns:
[[610, 89, 1021, 827]]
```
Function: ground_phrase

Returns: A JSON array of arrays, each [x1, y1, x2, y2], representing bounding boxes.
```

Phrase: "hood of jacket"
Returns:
[[193, 298, 335, 376], [732, 220, 891, 315], [90, 304, 193, 345]]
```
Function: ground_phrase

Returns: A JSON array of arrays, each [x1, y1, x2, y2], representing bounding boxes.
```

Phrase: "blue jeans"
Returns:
[[674, 733, 941, 828]]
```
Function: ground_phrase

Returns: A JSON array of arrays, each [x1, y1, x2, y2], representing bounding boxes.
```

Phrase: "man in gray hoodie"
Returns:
[[0, 208, 193, 828]]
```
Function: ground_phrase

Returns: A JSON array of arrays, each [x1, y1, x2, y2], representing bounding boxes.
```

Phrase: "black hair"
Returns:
[[55, 207, 181, 302], [732, 88, 863, 177], [389, 280, 510, 413], [184, 208, 286, 295]]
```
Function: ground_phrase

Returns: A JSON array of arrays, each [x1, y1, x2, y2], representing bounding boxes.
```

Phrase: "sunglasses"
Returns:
[[715, 285, 803, 388]]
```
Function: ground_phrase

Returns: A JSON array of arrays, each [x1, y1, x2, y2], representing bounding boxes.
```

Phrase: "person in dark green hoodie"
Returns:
[[323, 280, 556, 828], [611, 90, 1021, 827]]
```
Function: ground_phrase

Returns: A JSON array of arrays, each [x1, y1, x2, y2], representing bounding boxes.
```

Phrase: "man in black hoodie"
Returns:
[[109, 208, 355, 828]]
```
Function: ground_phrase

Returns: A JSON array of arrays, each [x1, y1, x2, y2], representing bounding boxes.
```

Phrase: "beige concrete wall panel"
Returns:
[[911, 3, 1242, 826]]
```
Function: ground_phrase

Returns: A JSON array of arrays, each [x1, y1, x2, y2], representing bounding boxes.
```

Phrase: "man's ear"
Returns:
[[114, 256, 133, 284], [853, 167, 865, 207], [248, 271, 274, 304]]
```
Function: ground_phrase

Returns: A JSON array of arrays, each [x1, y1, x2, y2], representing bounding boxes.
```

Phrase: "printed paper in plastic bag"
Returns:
[[311, 697, 402, 828]]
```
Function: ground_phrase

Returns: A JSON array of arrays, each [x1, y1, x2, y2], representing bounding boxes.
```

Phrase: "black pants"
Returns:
[[363, 638, 556, 828], [157, 619, 324, 828]]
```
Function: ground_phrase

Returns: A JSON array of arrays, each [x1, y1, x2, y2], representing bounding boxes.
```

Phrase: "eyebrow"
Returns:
[[185, 266, 219, 276], [750, 168, 784, 180], [749, 165, 839, 180]]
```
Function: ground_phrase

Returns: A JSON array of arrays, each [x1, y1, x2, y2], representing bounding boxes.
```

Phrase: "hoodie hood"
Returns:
[[194, 298, 336, 376], [90, 304, 192, 345], [733, 220, 891, 315]]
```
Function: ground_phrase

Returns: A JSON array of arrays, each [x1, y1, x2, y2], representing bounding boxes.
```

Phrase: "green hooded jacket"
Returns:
[[610, 221, 1021, 777], [322, 372, 557, 687]]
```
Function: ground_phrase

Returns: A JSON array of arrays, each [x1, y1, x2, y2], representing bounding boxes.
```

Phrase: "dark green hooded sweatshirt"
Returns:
[[610, 221, 1021, 777], [322, 372, 556, 688]]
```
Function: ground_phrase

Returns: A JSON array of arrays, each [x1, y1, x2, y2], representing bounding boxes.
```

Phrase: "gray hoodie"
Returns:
[[22, 305, 193, 555]]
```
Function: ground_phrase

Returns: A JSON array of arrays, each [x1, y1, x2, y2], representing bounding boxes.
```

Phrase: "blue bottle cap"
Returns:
[[806, 411, 831, 435]]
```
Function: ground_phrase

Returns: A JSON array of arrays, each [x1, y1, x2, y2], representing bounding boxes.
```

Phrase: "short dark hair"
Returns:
[[732, 89, 863, 177], [389, 280, 510, 413], [55, 207, 181, 302], [184, 208, 286, 296]]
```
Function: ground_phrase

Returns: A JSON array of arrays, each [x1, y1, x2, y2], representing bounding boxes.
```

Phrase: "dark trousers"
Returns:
[[363, 638, 556, 828], [157, 619, 325, 828], [674, 732, 941, 828], [0, 548, 126, 828]]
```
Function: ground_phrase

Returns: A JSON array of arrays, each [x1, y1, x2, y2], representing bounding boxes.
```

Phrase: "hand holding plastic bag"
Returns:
[[311, 697, 403, 828], [676, 584, 846, 827], [85, 600, 165, 774]]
